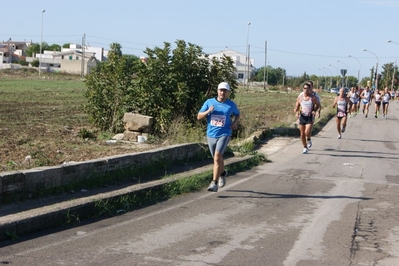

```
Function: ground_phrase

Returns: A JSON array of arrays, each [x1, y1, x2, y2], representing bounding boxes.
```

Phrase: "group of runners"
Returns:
[[295, 82, 394, 154]]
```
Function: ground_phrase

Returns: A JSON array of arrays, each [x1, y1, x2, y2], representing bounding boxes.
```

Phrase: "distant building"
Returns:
[[208, 48, 255, 83], [24, 49, 98, 75], [62, 43, 105, 62], [0, 40, 102, 75], [0, 40, 32, 64]]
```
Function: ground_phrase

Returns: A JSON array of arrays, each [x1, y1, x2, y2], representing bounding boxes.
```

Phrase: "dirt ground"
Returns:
[[0, 70, 163, 172], [0, 69, 319, 173]]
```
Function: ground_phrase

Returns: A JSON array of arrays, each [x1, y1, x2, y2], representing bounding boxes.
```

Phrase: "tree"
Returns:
[[47, 44, 61, 51], [380, 62, 399, 89], [83, 40, 237, 135], [345, 76, 358, 87], [84, 43, 138, 133], [25, 43, 41, 57], [135, 40, 237, 134], [25, 42, 51, 56]]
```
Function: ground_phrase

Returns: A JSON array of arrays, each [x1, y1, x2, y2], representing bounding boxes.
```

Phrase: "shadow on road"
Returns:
[[219, 190, 372, 200]]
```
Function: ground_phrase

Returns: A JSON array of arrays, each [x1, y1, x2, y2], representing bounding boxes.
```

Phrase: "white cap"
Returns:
[[217, 82, 230, 91]]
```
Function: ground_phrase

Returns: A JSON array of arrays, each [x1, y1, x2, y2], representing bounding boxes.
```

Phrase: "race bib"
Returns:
[[210, 114, 226, 127]]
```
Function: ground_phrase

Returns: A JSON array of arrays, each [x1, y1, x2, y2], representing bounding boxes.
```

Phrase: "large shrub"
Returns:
[[84, 40, 237, 135]]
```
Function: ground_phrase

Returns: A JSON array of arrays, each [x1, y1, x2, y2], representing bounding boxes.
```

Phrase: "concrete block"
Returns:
[[123, 113, 153, 132], [123, 131, 141, 141]]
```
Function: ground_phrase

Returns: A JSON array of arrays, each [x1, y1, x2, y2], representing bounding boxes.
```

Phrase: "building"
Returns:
[[24, 49, 98, 75], [0, 39, 32, 65], [0, 40, 101, 75], [208, 48, 255, 84], [62, 44, 105, 62]]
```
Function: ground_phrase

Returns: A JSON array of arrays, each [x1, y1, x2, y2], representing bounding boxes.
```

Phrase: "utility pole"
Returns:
[[7, 38, 11, 63], [247, 44, 251, 90], [263, 41, 267, 90], [39, 9, 45, 76], [81, 34, 85, 77], [392, 59, 397, 90]]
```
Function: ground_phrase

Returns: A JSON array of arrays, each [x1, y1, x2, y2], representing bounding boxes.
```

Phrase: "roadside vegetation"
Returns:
[[0, 68, 335, 173], [0, 54, 338, 235]]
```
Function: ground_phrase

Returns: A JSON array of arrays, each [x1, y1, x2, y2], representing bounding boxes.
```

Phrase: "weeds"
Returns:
[[65, 209, 80, 225], [77, 128, 96, 140], [4, 230, 19, 241]]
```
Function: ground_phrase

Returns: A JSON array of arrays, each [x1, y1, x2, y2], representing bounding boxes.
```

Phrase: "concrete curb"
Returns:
[[0, 128, 299, 242], [0, 153, 254, 242]]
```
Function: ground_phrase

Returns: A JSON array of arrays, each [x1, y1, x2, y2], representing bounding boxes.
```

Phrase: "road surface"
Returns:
[[1, 101, 399, 266]]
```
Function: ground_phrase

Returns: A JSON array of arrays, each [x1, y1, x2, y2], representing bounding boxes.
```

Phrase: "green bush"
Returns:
[[31, 59, 39, 67], [83, 40, 238, 136]]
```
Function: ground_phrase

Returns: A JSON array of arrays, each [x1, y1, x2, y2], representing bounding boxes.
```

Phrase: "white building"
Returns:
[[26, 49, 98, 75], [208, 48, 255, 83], [62, 43, 105, 62], [0, 40, 32, 66]]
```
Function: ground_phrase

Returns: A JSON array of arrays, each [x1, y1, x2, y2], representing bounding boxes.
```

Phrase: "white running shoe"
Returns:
[[207, 181, 218, 192], [307, 139, 312, 149], [302, 147, 308, 154], [218, 170, 227, 187], [338, 134, 342, 139]]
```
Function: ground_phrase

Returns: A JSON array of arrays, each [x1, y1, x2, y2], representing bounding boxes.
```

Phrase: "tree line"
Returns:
[[251, 64, 399, 90]]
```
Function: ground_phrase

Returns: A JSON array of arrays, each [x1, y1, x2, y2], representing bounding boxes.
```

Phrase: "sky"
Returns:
[[1, 0, 399, 78]]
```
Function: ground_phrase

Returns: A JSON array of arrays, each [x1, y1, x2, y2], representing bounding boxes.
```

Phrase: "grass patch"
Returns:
[[91, 152, 266, 218]]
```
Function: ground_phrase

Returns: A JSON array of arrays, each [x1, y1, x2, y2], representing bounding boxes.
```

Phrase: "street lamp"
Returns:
[[363, 48, 379, 89], [244, 22, 251, 90], [388, 39, 399, 45], [318, 68, 327, 91], [323, 66, 333, 88], [336, 60, 348, 69], [329, 64, 341, 88], [387, 40, 399, 90], [266, 61, 269, 88], [348, 54, 361, 83], [39, 9, 45, 76], [328, 64, 340, 73]]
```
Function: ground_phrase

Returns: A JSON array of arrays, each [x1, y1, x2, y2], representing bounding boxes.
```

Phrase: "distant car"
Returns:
[[335, 87, 350, 95], [329, 88, 338, 94]]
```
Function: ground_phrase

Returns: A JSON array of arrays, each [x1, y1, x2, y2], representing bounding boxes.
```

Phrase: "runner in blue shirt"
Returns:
[[197, 82, 240, 192]]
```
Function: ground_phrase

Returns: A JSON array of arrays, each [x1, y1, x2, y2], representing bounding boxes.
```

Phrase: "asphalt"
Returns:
[[0, 136, 295, 242]]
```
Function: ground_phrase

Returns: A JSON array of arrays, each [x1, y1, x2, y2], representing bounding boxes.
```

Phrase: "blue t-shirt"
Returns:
[[199, 97, 240, 138]]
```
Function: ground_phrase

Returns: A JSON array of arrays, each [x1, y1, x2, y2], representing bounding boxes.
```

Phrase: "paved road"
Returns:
[[1, 101, 399, 266]]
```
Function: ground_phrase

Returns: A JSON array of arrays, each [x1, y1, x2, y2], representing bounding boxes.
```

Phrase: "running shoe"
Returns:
[[341, 126, 346, 133], [362, 109, 365, 114], [338, 134, 342, 139], [375, 114, 377, 118], [307, 139, 312, 149], [302, 147, 308, 154], [218, 170, 227, 187], [365, 114, 368, 118], [207, 181, 218, 192]]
